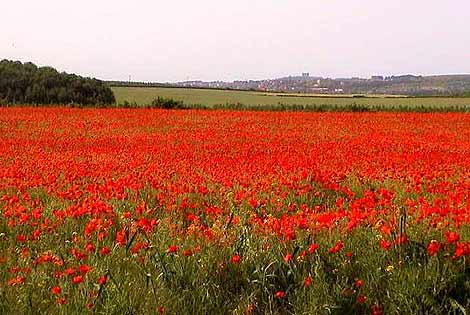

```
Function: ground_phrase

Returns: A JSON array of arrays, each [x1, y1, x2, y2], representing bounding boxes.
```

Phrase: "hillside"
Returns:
[[110, 74, 470, 96]]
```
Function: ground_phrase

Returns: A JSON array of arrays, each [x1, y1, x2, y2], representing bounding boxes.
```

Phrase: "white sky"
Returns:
[[1, 0, 469, 82]]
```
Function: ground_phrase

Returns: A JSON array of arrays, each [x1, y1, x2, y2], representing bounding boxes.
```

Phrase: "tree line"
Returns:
[[0, 60, 115, 106]]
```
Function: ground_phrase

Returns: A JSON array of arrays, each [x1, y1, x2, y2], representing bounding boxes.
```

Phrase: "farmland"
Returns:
[[1, 108, 470, 314], [112, 86, 470, 111]]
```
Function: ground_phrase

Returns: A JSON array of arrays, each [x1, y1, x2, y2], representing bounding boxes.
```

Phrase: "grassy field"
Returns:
[[112, 86, 470, 110]]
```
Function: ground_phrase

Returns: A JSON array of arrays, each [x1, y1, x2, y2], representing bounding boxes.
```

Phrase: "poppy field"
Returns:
[[0, 108, 469, 315]]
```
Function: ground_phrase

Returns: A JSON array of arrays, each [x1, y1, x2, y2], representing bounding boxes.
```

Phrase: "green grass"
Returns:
[[112, 86, 470, 110]]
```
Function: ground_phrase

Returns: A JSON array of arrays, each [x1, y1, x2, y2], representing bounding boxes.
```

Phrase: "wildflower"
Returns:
[[380, 225, 391, 235], [65, 267, 76, 276], [16, 234, 27, 243], [444, 231, 460, 244], [385, 265, 394, 273], [248, 198, 258, 208], [328, 240, 343, 254], [116, 230, 126, 246], [275, 290, 285, 298], [379, 239, 391, 251], [72, 275, 84, 284], [51, 286, 61, 295], [85, 242, 95, 252], [98, 275, 108, 285], [395, 234, 408, 245], [57, 297, 67, 305], [356, 295, 367, 305], [427, 240, 440, 256], [182, 249, 193, 257], [354, 279, 363, 288], [453, 242, 468, 258], [100, 246, 111, 256], [167, 245, 179, 254], [283, 253, 293, 263], [79, 264, 91, 274], [307, 243, 319, 254], [303, 276, 312, 287], [231, 254, 241, 264], [371, 304, 383, 315], [7, 276, 25, 286]]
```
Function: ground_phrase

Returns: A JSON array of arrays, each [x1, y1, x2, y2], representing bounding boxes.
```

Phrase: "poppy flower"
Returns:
[[328, 240, 344, 254], [167, 245, 179, 254], [356, 295, 367, 305], [51, 286, 61, 295], [444, 231, 460, 244], [98, 275, 108, 285], [79, 264, 91, 274], [303, 276, 312, 287], [379, 239, 391, 251], [427, 240, 440, 256], [7, 276, 25, 286], [231, 254, 241, 264], [307, 243, 319, 254], [283, 253, 293, 263], [355, 279, 363, 288], [100, 247, 111, 256], [72, 275, 84, 284]]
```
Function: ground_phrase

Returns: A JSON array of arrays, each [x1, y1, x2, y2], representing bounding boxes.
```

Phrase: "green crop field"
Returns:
[[112, 86, 470, 110]]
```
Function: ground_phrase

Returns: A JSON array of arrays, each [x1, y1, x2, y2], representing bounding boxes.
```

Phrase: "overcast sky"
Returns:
[[1, 0, 469, 82]]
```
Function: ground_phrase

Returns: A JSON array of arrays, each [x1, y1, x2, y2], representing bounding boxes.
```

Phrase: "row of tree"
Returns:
[[0, 60, 115, 106]]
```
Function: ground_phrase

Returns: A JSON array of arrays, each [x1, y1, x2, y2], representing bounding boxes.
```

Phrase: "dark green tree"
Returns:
[[0, 59, 115, 106]]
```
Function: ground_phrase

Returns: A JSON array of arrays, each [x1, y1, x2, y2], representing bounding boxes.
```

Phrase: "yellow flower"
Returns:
[[385, 265, 394, 273]]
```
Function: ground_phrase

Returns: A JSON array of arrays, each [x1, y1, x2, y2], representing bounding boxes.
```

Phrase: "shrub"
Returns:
[[150, 97, 186, 109]]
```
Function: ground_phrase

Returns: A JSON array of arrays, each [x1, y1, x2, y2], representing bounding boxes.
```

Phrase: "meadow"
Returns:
[[112, 86, 470, 111], [0, 108, 470, 314]]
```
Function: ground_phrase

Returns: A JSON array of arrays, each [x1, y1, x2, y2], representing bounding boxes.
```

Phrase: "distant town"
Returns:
[[109, 73, 470, 96]]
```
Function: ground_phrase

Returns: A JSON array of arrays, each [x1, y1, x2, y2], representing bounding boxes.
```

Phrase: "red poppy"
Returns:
[[7, 276, 25, 286], [355, 279, 363, 288], [98, 275, 108, 285], [379, 239, 391, 251], [231, 254, 241, 264], [356, 295, 367, 305], [72, 275, 84, 284], [371, 304, 383, 315], [444, 231, 460, 244], [303, 276, 312, 287], [328, 240, 344, 254], [79, 264, 91, 274], [167, 245, 179, 254], [307, 243, 319, 254], [51, 286, 61, 295], [283, 253, 293, 263], [100, 247, 111, 256], [427, 240, 440, 256]]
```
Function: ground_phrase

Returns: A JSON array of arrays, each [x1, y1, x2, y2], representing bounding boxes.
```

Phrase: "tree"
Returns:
[[0, 59, 115, 106]]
